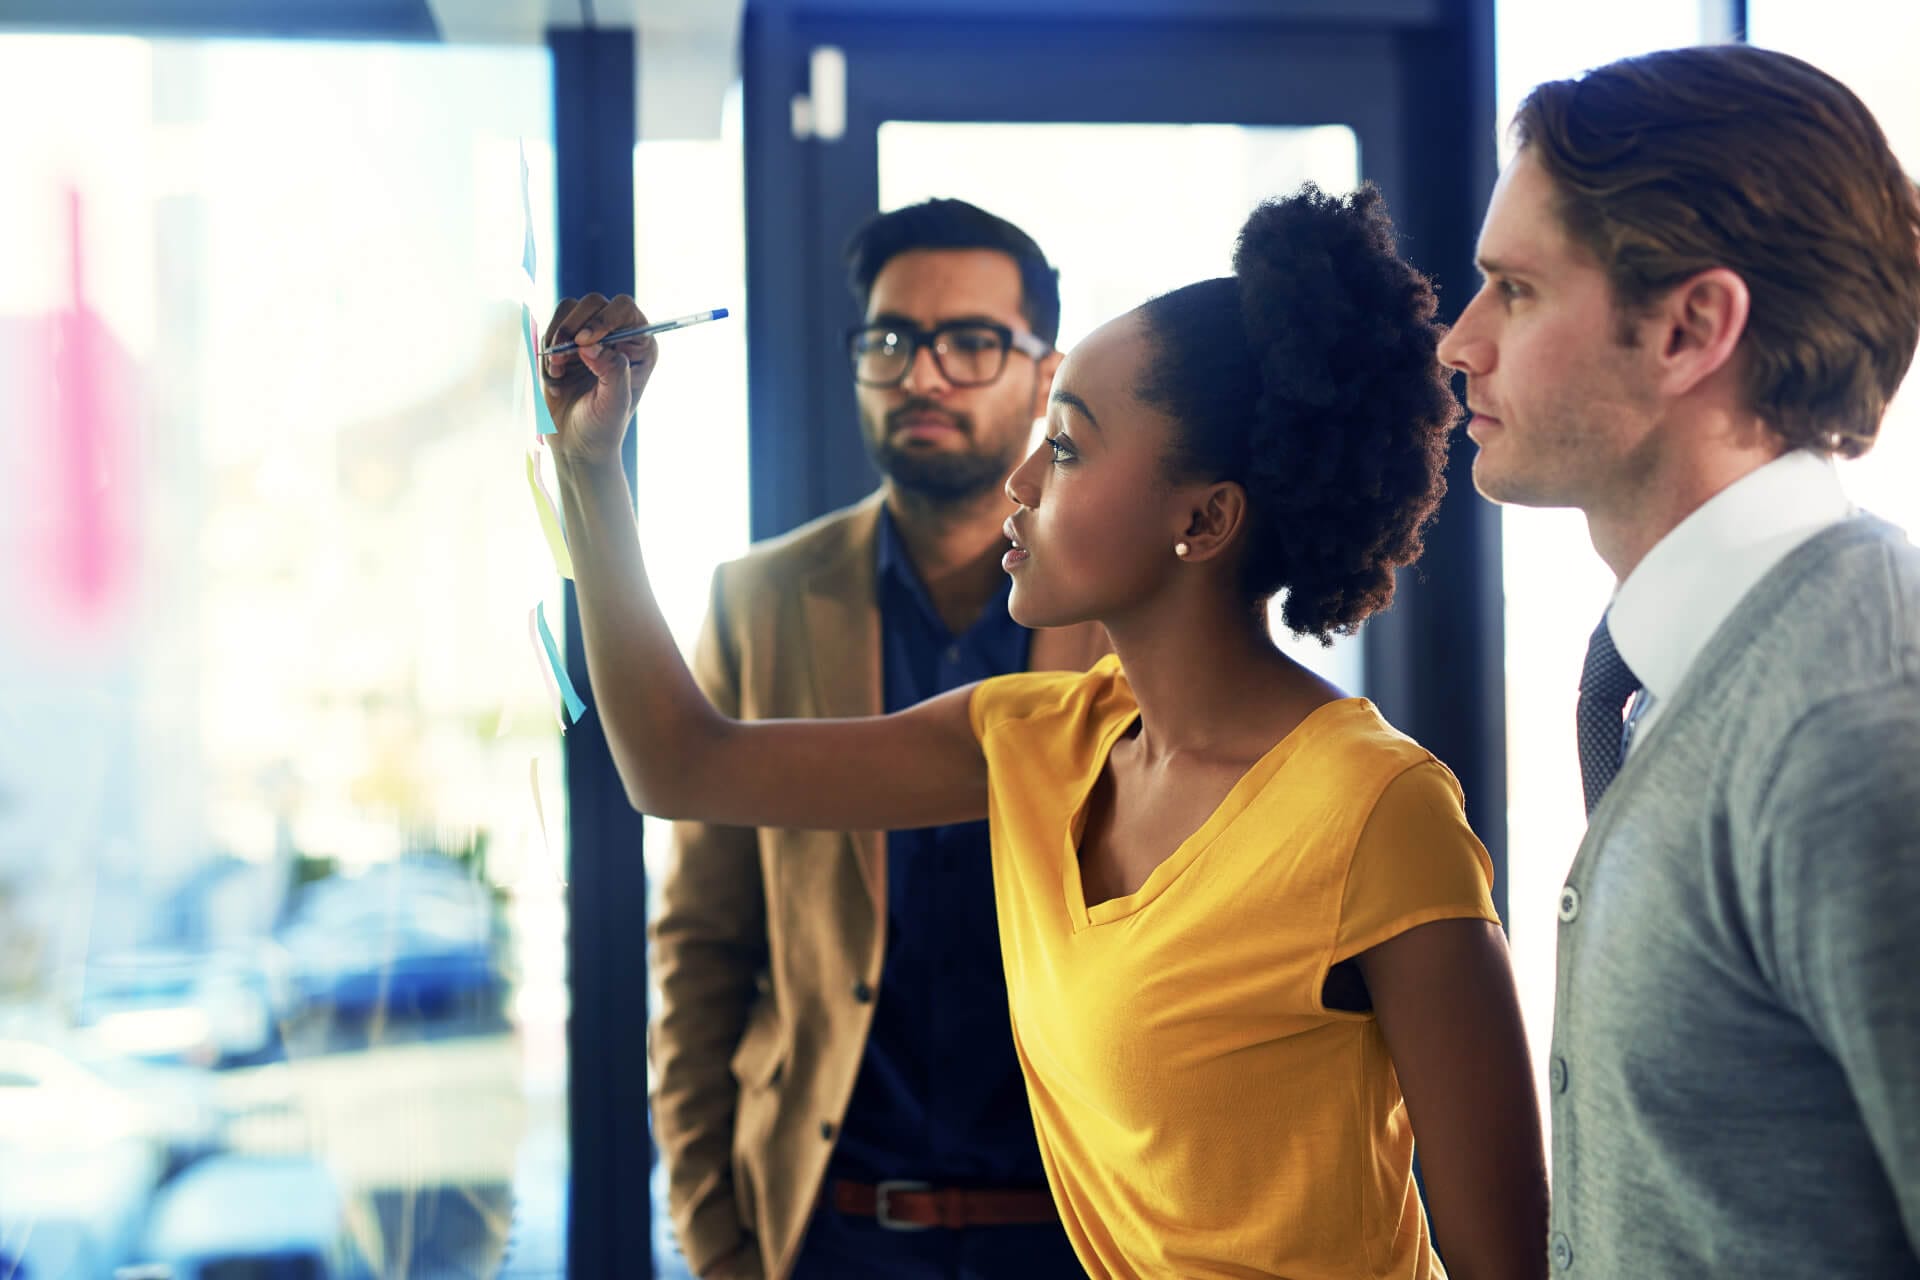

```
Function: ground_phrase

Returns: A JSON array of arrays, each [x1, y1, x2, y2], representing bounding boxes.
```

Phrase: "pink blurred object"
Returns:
[[41, 184, 139, 637]]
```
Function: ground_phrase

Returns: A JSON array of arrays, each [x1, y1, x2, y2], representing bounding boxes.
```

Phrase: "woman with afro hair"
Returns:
[[541, 184, 1547, 1279]]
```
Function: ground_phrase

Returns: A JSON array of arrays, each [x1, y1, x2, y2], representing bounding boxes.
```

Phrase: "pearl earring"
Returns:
[[1174, 542, 1191, 558]]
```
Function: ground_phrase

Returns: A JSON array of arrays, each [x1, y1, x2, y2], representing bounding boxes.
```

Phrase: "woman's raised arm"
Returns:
[[541, 293, 988, 831]]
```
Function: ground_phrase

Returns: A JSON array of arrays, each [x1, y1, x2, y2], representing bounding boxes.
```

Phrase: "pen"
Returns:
[[540, 307, 730, 357]]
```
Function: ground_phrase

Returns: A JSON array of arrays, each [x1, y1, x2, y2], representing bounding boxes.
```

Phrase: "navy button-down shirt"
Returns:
[[828, 505, 1045, 1187]]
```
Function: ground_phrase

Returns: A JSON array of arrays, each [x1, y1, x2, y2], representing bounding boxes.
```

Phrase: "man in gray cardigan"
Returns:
[[1440, 44, 1920, 1278]]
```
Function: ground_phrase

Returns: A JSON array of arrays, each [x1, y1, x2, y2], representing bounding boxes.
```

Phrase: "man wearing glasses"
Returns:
[[650, 198, 1105, 1280]]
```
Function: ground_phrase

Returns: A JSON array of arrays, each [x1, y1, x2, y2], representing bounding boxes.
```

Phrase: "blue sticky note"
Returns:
[[535, 601, 587, 723], [523, 304, 557, 436]]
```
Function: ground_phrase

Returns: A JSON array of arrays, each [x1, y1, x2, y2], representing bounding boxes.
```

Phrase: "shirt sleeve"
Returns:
[[968, 670, 1018, 743], [1761, 689, 1920, 1255], [969, 657, 1122, 745], [1332, 758, 1500, 965]]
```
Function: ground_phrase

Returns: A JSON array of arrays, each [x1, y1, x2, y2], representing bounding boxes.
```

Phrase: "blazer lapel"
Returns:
[[801, 495, 887, 910]]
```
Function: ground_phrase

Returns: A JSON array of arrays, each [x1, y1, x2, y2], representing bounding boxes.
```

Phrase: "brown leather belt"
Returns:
[[832, 1179, 1059, 1231]]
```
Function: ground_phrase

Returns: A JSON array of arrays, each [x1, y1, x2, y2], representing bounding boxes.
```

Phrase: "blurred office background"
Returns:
[[0, 1, 1910, 1277]]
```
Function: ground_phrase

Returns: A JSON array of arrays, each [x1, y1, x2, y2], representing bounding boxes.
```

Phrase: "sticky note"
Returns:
[[519, 138, 537, 284], [523, 304, 557, 437], [529, 756, 564, 884], [526, 450, 573, 579], [527, 605, 565, 728], [535, 600, 587, 724]]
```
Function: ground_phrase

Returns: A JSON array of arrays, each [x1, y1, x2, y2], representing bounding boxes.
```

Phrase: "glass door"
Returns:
[[877, 119, 1366, 688]]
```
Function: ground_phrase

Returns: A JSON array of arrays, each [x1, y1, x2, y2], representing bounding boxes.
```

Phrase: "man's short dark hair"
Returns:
[[1514, 44, 1920, 458], [844, 198, 1062, 346]]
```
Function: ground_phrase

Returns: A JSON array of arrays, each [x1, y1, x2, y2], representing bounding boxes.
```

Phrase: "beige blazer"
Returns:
[[647, 492, 1109, 1280]]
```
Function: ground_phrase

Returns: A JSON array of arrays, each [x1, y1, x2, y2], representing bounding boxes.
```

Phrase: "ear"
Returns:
[[1030, 348, 1064, 419], [1651, 267, 1749, 398], [1174, 481, 1248, 562]]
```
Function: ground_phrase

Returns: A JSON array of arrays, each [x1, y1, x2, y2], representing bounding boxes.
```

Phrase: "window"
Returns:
[[0, 35, 566, 1278], [1746, 2, 1920, 535], [631, 85, 753, 1280]]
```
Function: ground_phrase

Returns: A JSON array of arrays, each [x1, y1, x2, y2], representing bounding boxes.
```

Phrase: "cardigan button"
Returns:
[[852, 980, 874, 1003]]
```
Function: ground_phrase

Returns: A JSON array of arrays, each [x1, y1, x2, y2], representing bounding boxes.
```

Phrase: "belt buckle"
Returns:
[[874, 1179, 933, 1231]]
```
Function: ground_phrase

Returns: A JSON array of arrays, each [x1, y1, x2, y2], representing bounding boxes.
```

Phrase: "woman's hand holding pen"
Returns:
[[540, 293, 658, 467], [535, 291, 690, 821], [527, 291, 989, 835]]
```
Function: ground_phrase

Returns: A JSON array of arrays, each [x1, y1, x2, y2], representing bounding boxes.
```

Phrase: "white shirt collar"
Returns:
[[1609, 450, 1854, 707]]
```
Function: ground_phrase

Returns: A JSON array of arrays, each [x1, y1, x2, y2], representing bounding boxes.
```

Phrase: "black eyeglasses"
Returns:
[[847, 320, 1051, 389]]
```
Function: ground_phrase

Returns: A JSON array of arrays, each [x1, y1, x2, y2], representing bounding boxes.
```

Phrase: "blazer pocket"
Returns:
[[729, 995, 788, 1091], [729, 996, 787, 1250]]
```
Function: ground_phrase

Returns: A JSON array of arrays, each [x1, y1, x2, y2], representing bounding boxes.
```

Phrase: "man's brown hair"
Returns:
[[1514, 43, 1920, 458]]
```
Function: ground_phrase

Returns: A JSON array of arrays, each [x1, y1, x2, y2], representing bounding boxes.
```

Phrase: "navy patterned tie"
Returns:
[[1578, 614, 1642, 817]]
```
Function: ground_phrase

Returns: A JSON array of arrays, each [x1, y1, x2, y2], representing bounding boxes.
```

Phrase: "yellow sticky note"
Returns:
[[526, 450, 574, 580]]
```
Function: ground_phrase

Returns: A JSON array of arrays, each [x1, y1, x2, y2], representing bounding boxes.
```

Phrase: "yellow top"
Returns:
[[969, 655, 1499, 1280]]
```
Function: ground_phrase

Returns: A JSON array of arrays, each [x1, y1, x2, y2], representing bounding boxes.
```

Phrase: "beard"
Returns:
[[1470, 377, 1655, 511], [864, 400, 1024, 502]]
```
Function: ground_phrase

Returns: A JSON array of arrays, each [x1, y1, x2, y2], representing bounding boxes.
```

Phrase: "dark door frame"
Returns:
[[549, 29, 655, 1280]]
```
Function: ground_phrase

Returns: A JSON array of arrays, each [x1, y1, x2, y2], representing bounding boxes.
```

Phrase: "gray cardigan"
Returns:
[[1549, 515, 1920, 1277]]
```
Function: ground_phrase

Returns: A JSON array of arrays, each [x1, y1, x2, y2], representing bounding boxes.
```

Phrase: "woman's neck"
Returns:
[[1103, 591, 1341, 764]]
